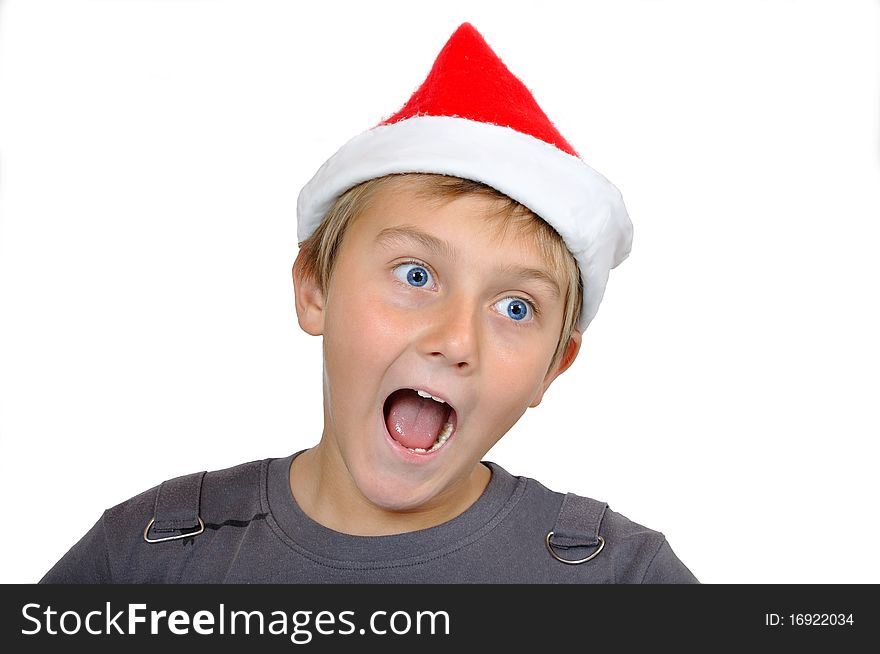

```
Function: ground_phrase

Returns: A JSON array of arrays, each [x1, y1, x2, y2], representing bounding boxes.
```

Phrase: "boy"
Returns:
[[41, 23, 698, 583]]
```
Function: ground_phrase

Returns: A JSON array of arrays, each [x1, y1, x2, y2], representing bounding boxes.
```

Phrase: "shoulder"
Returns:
[[41, 457, 270, 584], [104, 457, 267, 528], [517, 472, 699, 584], [599, 507, 698, 583]]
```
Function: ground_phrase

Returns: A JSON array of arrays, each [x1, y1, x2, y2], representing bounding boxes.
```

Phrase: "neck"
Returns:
[[288, 440, 491, 536]]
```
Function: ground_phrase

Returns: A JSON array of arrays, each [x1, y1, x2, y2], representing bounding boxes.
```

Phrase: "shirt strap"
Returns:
[[546, 493, 608, 564], [143, 470, 207, 543]]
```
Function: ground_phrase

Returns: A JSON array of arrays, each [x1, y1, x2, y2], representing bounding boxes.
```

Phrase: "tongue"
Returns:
[[384, 389, 451, 450]]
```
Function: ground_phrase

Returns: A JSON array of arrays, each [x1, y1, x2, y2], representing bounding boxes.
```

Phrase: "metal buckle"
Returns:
[[545, 531, 605, 565], [143, 516, 205, 543]]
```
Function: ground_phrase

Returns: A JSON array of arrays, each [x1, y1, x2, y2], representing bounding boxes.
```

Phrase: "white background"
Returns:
[[1, 0, 877, 584]]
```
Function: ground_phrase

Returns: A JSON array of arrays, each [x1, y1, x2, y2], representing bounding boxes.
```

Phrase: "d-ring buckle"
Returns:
[[143, 517, 205, 543], [545, 531, 605, 565]]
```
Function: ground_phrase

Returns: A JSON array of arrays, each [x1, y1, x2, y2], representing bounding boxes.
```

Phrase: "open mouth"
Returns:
[[382, 388, 459, 455]]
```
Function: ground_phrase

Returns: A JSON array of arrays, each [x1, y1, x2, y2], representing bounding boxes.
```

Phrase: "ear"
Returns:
[[292, 251, 326, 336], [529, 329, 582, 408]]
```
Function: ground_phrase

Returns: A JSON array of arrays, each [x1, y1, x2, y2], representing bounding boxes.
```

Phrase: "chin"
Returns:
[[349, 464, 443, 512], [329, 402, 470, 513]]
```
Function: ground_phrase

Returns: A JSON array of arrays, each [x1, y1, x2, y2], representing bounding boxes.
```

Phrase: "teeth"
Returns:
[[406, 421, 454, 455], [416, 389, 446, 404]]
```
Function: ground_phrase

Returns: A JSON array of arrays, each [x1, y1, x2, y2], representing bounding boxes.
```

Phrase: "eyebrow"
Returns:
[[374, 225, 561, 299]]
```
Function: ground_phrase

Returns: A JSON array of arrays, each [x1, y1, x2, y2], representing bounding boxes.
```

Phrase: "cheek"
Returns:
[[483, 344, 553, 408], [323, 285, 404, 371]]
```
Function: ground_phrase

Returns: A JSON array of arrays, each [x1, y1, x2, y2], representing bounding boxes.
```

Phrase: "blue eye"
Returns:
[[393, 262, 433, 288], [495, 297, 534, 322]]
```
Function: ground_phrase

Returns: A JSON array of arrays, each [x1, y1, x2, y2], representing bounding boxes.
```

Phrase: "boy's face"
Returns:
[[294, 180, 580, 514]]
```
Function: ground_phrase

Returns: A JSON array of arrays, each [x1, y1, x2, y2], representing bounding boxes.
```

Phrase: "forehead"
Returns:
[[349, 178, 549, 264], [338, 179, 564, 300]]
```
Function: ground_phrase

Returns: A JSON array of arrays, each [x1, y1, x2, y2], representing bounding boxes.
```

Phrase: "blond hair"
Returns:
[[296, 173, 582, 375]]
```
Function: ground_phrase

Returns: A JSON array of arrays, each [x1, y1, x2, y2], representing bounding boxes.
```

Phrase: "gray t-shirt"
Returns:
[[40, 450, 698, 583]]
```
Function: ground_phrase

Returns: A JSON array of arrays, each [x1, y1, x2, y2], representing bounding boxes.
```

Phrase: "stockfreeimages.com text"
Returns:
[[21, 602, 450, 644]]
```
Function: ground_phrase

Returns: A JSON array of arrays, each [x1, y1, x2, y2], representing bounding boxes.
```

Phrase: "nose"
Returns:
[[417, 296, 481, 371]]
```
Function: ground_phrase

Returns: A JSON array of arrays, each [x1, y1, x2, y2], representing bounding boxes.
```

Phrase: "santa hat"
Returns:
[[297, 22, 633, 331]]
